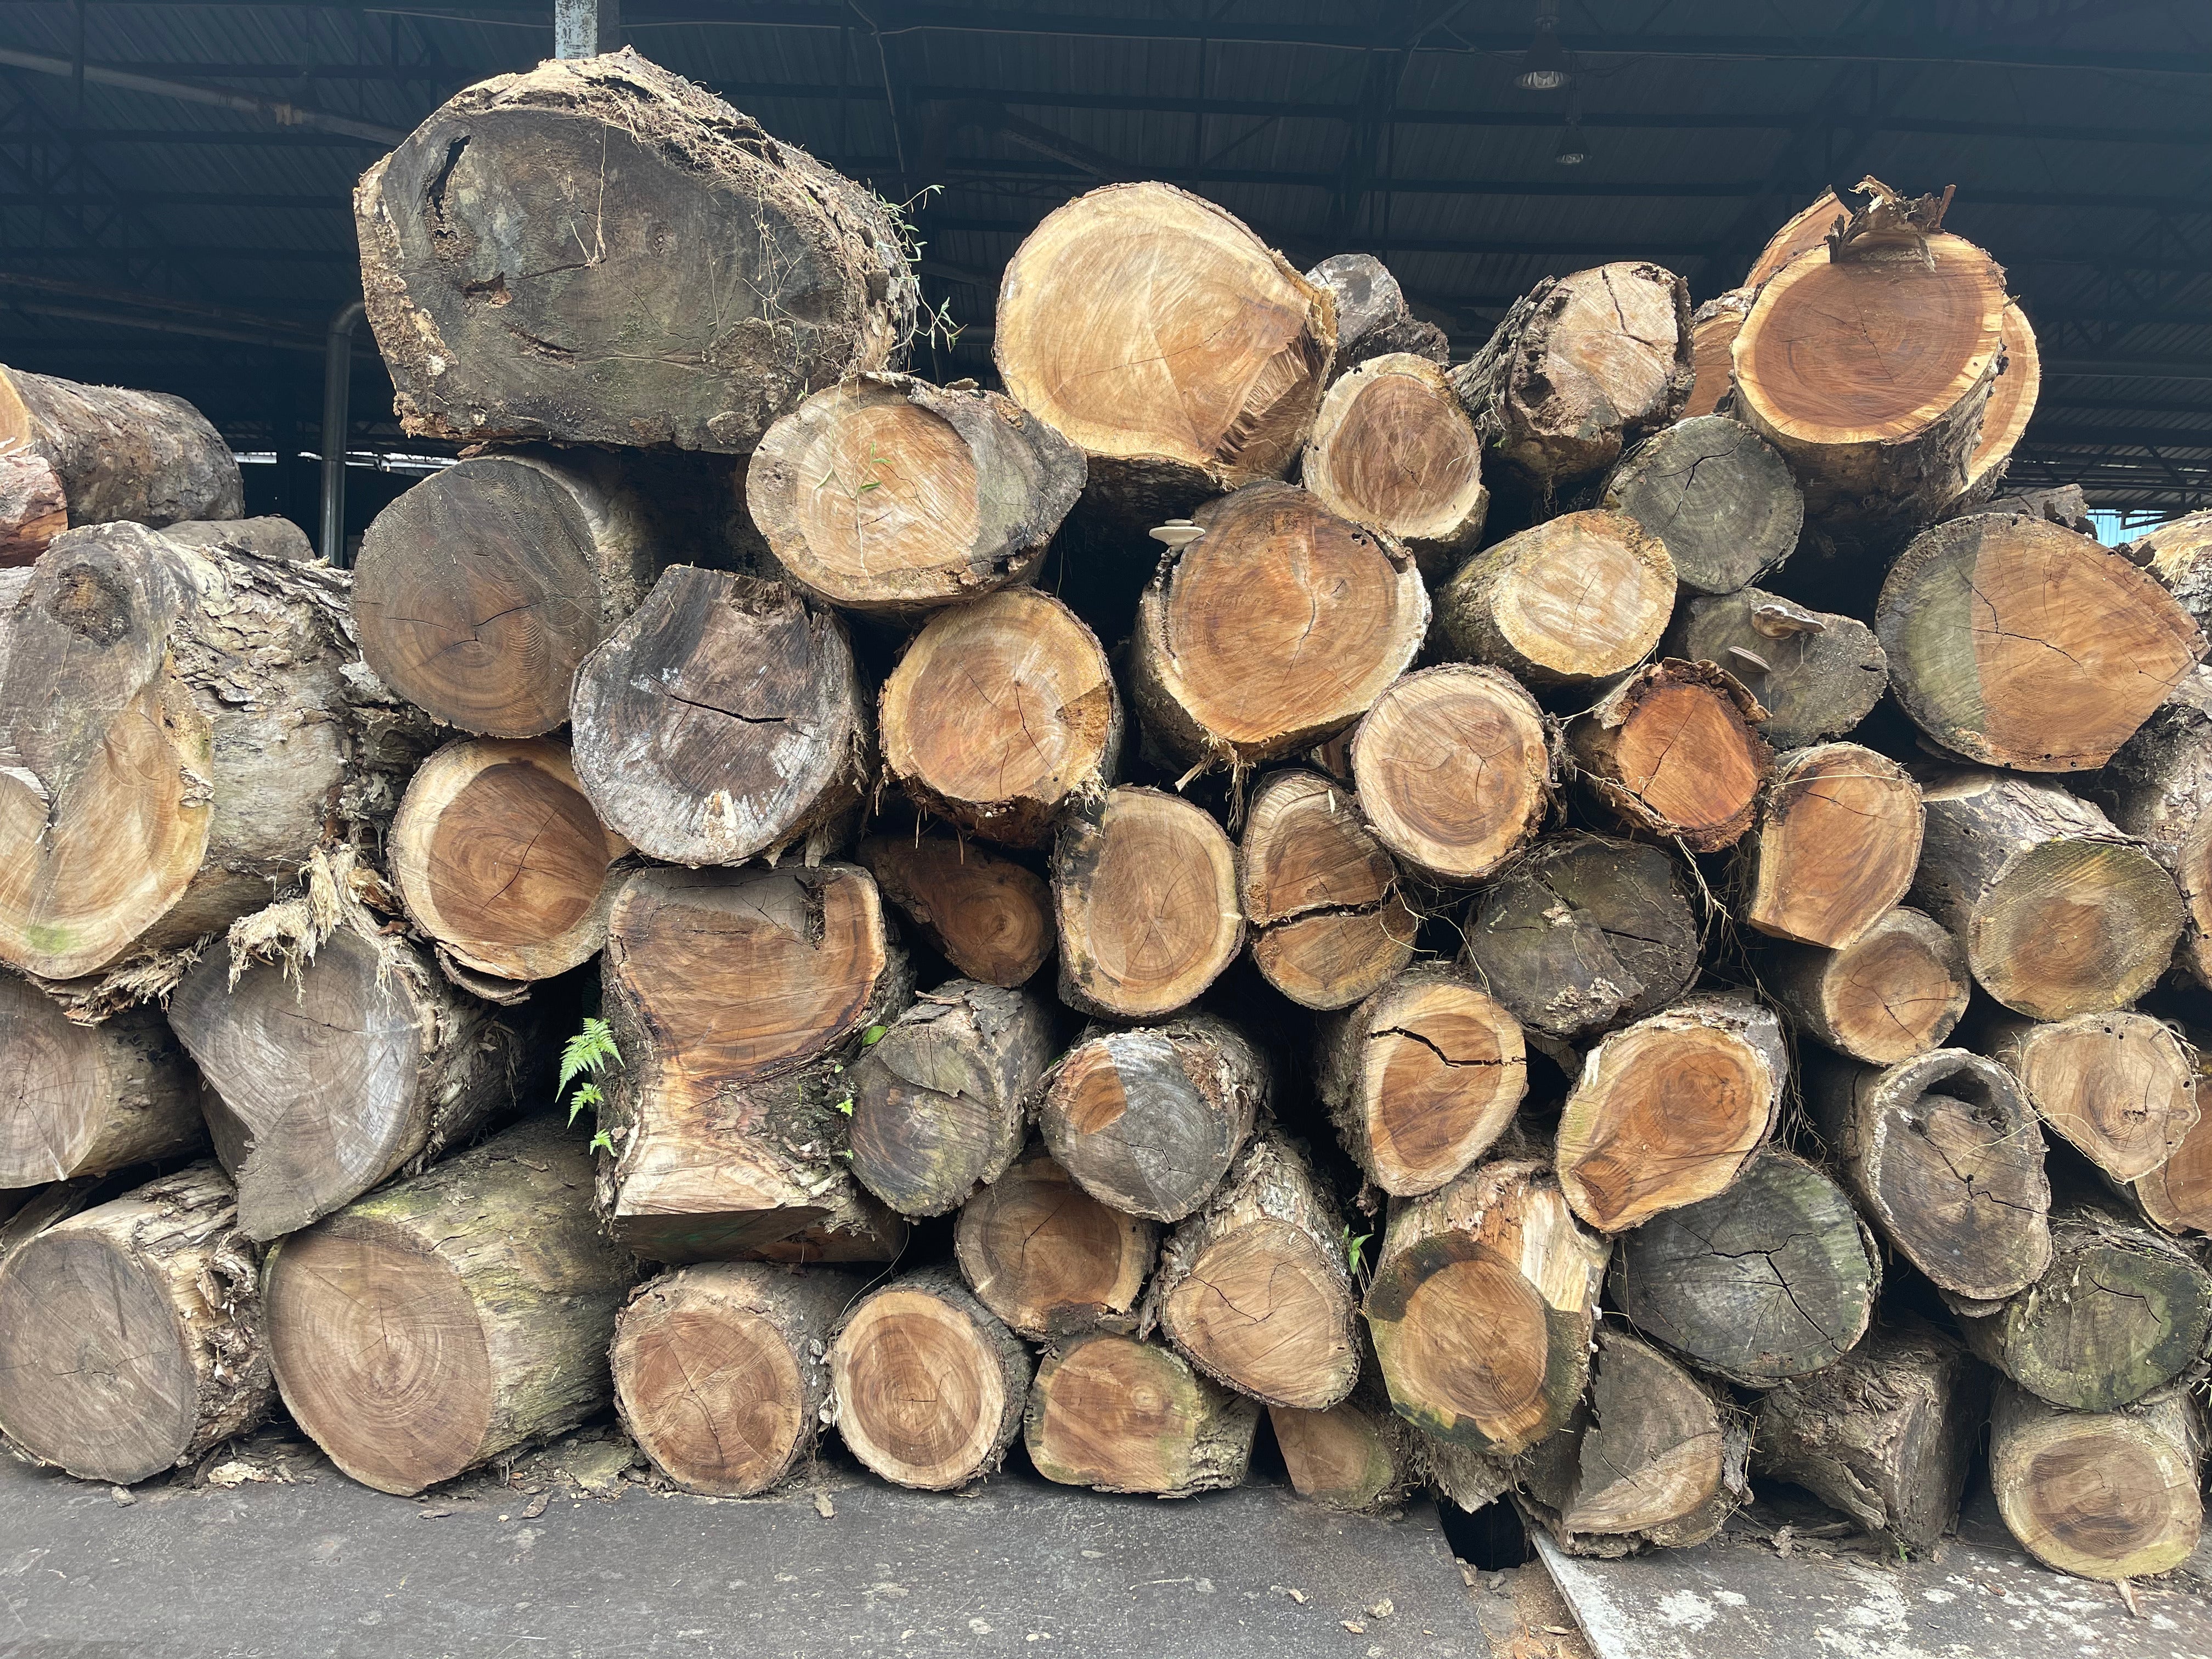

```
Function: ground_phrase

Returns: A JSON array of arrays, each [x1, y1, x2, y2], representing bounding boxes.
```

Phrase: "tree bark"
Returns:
[[1758, 905, 1970, 1064], [569, 568, 871, 868], [1304, 253, 1449, 376], [1239, 769, 1416, 1011], [1954, 301, 2041, 512], [1129, 481, 1427, 770], [830, 1265, 1031, 1492], [2137, 506, 2212, 634], [856, 832, 1054, 989], [1316, 964, 1527, 1197], [848, 980, 1057, 1218], [0, 1162, 269, 1485], [262, 1115, 636, 1496], [955, 1141, 1158, 1341], [1681, 290, 1753, 420], [611, 1261, 864, 1497], [1032, 1013, 1263, 1224], [1435, 509, 1675, 685], [1350, 664, 1554, 885], [1299, 352, 1486, 575], [1989, 1381, 2205, 1582], [1600, 414, 1803, 597], [1025, 1330, 1259, 1497], [356, 49, 917, 453], [1739, 743, 1922, 949], [1664, 588, 1887, 749], [0, 973, 203, 1188], [0, 365, 241, 552], [1052, 787, 1243, 1020], [1977, 1010, 2200, 1186], [0, 448, 66, 565], [2103, 666, 2212, 990], [1912, 769, 2184, 1021], [881, 586, 1121, 849], [596, 862, 913, 1263], [1567, 658, 1773, 852]]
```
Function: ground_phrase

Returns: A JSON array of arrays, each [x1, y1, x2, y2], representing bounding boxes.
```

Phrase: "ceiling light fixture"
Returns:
[[1517, 2, 1570, 92], [1554, 120, 1588, 165]]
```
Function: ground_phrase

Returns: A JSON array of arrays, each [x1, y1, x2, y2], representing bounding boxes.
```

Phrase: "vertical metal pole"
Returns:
[[554, 0, 622, 60], [319, 299, 364, 567]]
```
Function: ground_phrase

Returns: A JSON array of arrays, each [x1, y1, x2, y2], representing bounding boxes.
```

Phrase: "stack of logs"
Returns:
[[1, 48, 2207, 1594]]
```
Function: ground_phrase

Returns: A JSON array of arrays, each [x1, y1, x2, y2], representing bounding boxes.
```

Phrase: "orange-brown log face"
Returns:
[[832, 1291, 1006, 1489], [1163, 1220, 1353, 1408], [785, 397, 980, 597], [1976, 842, 2182, 1020], [1032, 1336, 1183, 1491], [1364, 992, 1526, 1193], [1684, 308, 1743, 419], [1749, 748, 1920, 949], [425, 760, 610, 949], [1327, 372, 1481, 534], [1826, 922, 1965, 1063], [961, 1155, 1141, 1330], [1379, 1247, 1548, 1447], [618, 1304, 803, 1496], [1353, 669, 1549, 883], [1560, 1029, 1769, 1233], [1612, 684, 1765, 838]]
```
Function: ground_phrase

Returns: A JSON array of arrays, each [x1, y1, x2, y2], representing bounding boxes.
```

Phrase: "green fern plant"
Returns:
[[560, 1015, 622, 1140]]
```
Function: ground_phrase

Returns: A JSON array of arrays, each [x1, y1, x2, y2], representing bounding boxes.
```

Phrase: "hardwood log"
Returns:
[[882, 586, 1121, 848], [1681, 290, 1753, 419], [1435, 509, 1675, 685], [1955, 301, 2041, 511], [1130, 481, 1426, 770], [1759, 906, 1970, 1064], [1350, 664, 1553, 886], [1032, 1014, 1263, 1224], [1989, 1382, 2205, 1582], [2137, 506, 2212, 633], [1299, 353, 1486, 574], [0, 973, 202, 1188], [1239, 769, 1415, 1011], [1270, 1352, 1426, 1515], [857, 833, 1054, 989], [1304, 253, 1449, 374], [1052, 787, 1243, 1020], [2104, 667, 2212, 990], [1424, 1432, 1517, 1514], [1600, 415, 1803, 597], [0, 447, 66, 565], [2134, 1086, 2212, 1238], [954, 1142, 1157, 1340], [1664, 589, 1887, 749], [1745, 190, 1840, 286], [1740, 744, 1922, 949], [1978, 1011, 2199, 1186], [1567, 658, 1773, 852], [1612, 1148, 1880, 1387], [1025, 1330, 1259, 1497], [263, 1115, 635, 1496]]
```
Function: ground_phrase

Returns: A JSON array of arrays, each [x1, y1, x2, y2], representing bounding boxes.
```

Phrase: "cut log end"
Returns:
[[1762, 906, 1970, 1065], [1742, 744, 1922, 950], [1025, 1331, 1259, 1497], [1985, 1011, 2199, 1184], [1240, 769, 1415, 1012], [1270, 1397, 1420, 1514], [1601, 415, 1802, 597], [1437, 510, 1675, 685], [831, 1271, 1029, 1492], [1664, 588, 1886, 751], [0, 978, 202, 1188], [858, 833, 1054, 988], [954, 1144, 1157, 1340], [1053, 788, 1243, 1020], [1351, 665, 1553, 886], [1569, 659, 1773, 852], [1300, 353, 1487, 572], [1990, 1384, 2204, 1582]]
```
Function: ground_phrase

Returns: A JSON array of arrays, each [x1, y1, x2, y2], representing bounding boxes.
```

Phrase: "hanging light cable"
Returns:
[[1516, 1, 1570, 92]]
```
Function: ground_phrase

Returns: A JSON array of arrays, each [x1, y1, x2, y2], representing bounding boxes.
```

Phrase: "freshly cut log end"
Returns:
[[1459, 832, 1700, 1044], [1130, 481, 1427, 769], [1567, 659, 1773, 852], [1956, 302, 2040, 510], [955, 1143, 1158, 1340], [0, 1163, 269, 1486], [1305, 253, 1448, 375], [1271, 1393, 1423, 1515], [1741, 744, 1922, 949], [1300, 353, 1487, 573], [1601, 415, 1803, 597], [857, 833, 1054, 989], [847, 981, 1057, 1219], [1754, 1323, 1990, 1554], [1613, 1148, 1879, 1388], [2100, 665, 2212, 991], [1034, 1014, 1265, 1224], [1436, 510, 1675, 685], [1760, 906, 1969, 1064], [1745, 190, 1841, 287], [1681, 291, 1753, 420], [1913, 769, 2185, 1022], [263, 1117, 635, 1497], [390, 736, 630, 985], [1664, 588, 1886, 750], [0, 975, 203, 1188], [0, 448, 66, 565], [611, 1263, 863, 1498], [747, 373, 1085, 614], [1556, 994, 1786, 1234], [2138, 507, 2212, 635], [1878, 512, 2202, 771], [830, 1267, 1030, 1492], [1025, 1331, 1259, 1497], [1149, 1130, 1359, 1410], [1052, 788, 1243, 1020], [597, 862, 913, 1262], [1239, 769, 1415, 1011], [1350, 665, 1553, 887], [1365, 1155, 1610, 1455], [0, 364, 242, 537], [1810, 1048, 2051, 1304], [1317, 965, 1528, 1197], [1990, 1383, 2204, 1582], [2135, 1092, 2212, 1238], [569, 568, 870, 867], [357, 50, 917, 453], [882, 586, 1121, 849], [995, 182, 1334, 511], [1980, 1011, 2199, 1185]]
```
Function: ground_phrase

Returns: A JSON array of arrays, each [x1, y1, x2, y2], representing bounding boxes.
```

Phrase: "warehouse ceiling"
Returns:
[[0, 0, 2205, 511]]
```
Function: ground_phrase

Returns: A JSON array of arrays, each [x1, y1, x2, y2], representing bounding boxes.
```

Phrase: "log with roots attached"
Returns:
[[1146, 1130, 1359, 1410], [1977, 1010, 2199, 1186], [1809, 1047, 2051, 1304], [0, 1163, 268, 1485], [1299, 352, 1486, 574], [568, 568, 870, 868], [1759, 906, 1970, 1065], [994, 182, 1334, 517], [1681, 291, 1753, 420], [1032, 1013, 1264, 1224], [1956, 1203, 2212, 1413], [1877, 509, 2202, 771], [1350, 665, 1554, 887], [1663, 589, 1887, 751], [596, 862, 913, 1263], [1459, 832, 1700, 1047], [2104, 667, 2212, 990], [1754, 1323, 1991, 1555], [1955, 301, 2041, 512], [262, 1115, 636, 1496], [856, 833, 1054, 989], [1129, 481, 1427, 770], [1316, 964, 1527, 1196], [1052, 787, 1243, 1020], [1239, 769, 1415, 1011], [954, 1141, 1157, 1340], [1739, 743, 1922, 949], [0, 974, 204, 1188], [746, 373, 1085, 614], [1555, 993, 1786, 1234], [1612, 1148, 1880, 1387], [847, 980, 1057, 1219], [830, 1266, 1031, 1492], [356, 50, 917, 453], [1989, 1381, 2205, 1582], [1911, 769, 2184, 1021], [1567, 659, 1773, 852], [1305, 253, 1449, 375], [1435, 509, 1675, 686], [2138, 506, 2212, 634], [1449, 262, 1694, 496], [611, 1262, 864, 1498], [1025, 1330, 1259, 1497], [1364, 1152, 1610, 1455], [1516, 1325, 1750, 1556], [881, 586, 1121, 849], [2134, 1092, 2212, 1238], [1599, 415, 1803, 597]]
